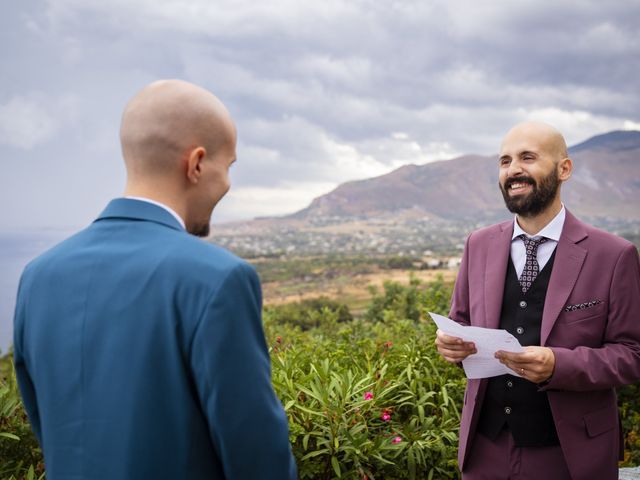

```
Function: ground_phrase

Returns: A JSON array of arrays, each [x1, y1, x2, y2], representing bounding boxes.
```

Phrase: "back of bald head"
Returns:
[[502, 121, 568, 161], [120, 80, 234, 178]]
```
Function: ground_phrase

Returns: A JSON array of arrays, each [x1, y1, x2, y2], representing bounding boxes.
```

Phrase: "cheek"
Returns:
[[219, 172, 230, 192]]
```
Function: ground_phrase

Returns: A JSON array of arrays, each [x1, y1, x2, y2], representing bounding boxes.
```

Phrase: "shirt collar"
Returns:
[[125, 196, 186, 230], [512, 204, 565, 241]]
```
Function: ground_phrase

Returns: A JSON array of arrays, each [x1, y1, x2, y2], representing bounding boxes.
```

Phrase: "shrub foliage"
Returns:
[[1, 275, 639, 479], [0, 359, 44, 480]]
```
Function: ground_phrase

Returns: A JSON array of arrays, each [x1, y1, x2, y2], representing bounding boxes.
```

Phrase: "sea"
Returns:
[[0, 229, 74, 355]]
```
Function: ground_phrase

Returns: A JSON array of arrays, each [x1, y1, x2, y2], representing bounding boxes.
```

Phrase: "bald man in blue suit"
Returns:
[[13, 80, 297, 479]]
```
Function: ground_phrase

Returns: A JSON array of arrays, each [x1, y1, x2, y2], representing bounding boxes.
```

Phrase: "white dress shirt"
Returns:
[[510, 206, 565, 278], [125, 196, 186, 230]]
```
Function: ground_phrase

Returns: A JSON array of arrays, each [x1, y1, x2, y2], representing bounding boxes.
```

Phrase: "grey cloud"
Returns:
[[0, 0, 638, 228], [0, 95, 57, 149]]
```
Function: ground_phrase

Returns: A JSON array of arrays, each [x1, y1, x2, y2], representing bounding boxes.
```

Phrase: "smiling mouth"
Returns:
[[507, 182, 532, 194]]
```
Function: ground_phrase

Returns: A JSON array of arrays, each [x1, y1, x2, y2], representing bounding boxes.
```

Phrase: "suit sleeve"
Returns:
[[13, 272, 43, 445], [189, 262, 297, 480], [546, 243, 640, 391], [449, 233, 472, 327]]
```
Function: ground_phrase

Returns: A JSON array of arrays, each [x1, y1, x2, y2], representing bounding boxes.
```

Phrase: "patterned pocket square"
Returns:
[[563, 299, 603, 312]]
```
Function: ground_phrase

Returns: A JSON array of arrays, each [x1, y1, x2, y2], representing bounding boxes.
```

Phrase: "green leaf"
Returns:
[[331, 456, 341, 477], [301, 448, 331, 460], [294, 404, 326, 417], [441, 385, 449, 406]]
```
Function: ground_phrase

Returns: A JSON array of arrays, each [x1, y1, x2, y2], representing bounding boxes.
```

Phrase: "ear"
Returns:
[[185, 147, 207, 184], [558, 157, 572, 181]]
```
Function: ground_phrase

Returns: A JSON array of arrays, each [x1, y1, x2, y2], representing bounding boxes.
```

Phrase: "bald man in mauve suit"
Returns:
[[436, 122, 640, 480], [14, 80, 297, 479]]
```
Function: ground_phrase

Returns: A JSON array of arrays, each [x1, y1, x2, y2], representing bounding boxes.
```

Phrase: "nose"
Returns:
[[506, 158, 524, 177]]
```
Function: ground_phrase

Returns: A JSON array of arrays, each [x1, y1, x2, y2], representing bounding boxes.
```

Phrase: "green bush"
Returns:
[[0, 356, 44, 480], [619, 382, 640, 467], [365, 275, 452, 323], [1, 276, 639, 479], [265, 310, 465, 479], [265, 296, 353, 331]]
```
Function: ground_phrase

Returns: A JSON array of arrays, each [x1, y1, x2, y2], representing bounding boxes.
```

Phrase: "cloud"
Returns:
[[515, 107, 638, 145], [214, 182, 336, 222], [624, 120, 640, 131], [0, 0, 638, 227], [0, 95, 57, 150]]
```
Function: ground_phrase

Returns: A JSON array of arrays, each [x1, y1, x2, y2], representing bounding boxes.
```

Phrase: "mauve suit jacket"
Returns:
[[13, 198, 297, 479], [450, 209, 640, 480]]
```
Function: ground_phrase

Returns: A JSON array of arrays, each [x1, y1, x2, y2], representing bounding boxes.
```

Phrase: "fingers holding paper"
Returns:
[[495, 346, 555, 384], [435, 329, 477, 364]]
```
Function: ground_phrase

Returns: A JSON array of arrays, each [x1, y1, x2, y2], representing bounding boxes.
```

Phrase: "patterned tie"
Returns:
[[518, 234, 548, 293]]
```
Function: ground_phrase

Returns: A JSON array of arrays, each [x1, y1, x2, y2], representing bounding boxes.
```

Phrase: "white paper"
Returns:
[[429, 312, 524, 379]]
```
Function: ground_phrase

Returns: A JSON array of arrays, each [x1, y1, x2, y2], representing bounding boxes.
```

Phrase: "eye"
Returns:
[[499, 157, 510, 166]]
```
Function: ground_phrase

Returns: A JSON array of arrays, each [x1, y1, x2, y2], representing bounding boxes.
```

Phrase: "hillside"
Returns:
[[210, 130, 640, 257], [292, 130, 640, 222]]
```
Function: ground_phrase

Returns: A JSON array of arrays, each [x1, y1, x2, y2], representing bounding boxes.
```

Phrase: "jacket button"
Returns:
[[519, 300, 527, 308], [504, 407, 512, 415], [516, 326, 524, 335], [506, 380, 513, 388]]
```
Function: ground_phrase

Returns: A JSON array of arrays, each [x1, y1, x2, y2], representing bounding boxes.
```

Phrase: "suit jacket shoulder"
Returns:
[[467, 219, 512, 246]]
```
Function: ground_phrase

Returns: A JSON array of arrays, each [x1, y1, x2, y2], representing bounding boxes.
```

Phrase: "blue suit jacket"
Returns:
[[13, 198, 297, 479]]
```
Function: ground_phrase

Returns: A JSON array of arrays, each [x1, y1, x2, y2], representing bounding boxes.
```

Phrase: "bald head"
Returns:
[[498, 121, 573, 224], [120, 79, 235, 178], [501, 121, 568, 162]]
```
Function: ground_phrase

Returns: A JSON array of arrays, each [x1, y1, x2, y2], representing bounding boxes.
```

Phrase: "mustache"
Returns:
[[503, 176, 536, 189]]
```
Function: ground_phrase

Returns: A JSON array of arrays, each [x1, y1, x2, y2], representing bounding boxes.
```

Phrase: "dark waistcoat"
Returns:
[[476, 250, 559, 447]]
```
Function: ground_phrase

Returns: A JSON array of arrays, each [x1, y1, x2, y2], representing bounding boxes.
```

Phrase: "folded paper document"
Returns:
[[429, 312, 524, 379]]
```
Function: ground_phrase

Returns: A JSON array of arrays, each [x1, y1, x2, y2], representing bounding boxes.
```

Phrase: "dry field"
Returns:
[[262, 268, 457, 313]]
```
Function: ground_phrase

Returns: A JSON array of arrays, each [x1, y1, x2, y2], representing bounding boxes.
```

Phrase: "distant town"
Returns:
[[210, 214, 640, 264]]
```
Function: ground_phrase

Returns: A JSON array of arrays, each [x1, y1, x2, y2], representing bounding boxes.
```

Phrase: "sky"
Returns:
[[1, 0, 639, 230]]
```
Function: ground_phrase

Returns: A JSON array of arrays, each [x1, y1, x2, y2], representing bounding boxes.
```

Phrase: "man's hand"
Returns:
[[495, 347, 555, 384], [435, 329, 477, 364]]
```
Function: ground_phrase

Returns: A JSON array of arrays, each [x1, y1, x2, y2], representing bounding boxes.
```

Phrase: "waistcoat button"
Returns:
[[504, 407, 512, 415], [516, 326, 525, 335], [506, 380, 514, 388], [519, 300, 527, 308]]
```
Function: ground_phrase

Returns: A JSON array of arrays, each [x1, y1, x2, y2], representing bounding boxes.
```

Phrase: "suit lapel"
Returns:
[[541, 211, 588, 345], [484, 221, 513, 329]]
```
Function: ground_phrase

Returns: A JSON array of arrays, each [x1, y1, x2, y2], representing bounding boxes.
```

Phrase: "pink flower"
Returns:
[[381, 410, 391, 422], [391, 436, 402, 444], [364, 391, 374, 400]]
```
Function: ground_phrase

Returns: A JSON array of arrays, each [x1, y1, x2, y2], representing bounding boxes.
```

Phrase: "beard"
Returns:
[[188, 222, 211, 238], [499, 168, 560, 217]]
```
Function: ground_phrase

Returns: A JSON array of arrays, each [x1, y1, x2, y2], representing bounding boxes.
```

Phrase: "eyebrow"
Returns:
[[498, 150, 538, 162], [520, 150, 538, 157]]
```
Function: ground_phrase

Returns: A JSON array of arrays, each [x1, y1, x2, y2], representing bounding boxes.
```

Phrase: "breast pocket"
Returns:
[[551, 302, 607, 347], [556, 301, 606, 326]]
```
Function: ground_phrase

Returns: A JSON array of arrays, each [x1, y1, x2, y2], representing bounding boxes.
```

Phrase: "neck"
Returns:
[[516, 198, 562, 235], [124, 182, 187, 224]]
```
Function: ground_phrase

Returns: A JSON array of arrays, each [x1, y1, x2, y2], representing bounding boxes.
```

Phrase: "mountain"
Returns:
[[210, 131, 639, 257], [290, 130, 640, 223]]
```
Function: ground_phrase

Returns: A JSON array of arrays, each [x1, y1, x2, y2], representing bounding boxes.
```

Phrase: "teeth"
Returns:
[[510, 183, 527, 189]]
